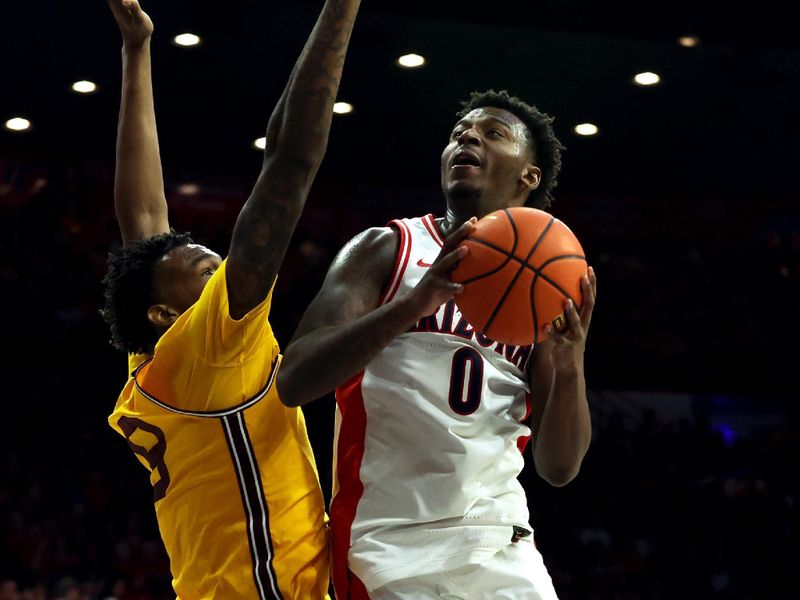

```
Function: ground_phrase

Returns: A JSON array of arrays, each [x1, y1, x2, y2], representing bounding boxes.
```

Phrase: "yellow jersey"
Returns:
[[108, 260, 330, 599]]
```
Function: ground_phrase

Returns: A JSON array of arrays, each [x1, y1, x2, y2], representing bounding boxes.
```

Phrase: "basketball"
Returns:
[[451, 207, 587, 346]]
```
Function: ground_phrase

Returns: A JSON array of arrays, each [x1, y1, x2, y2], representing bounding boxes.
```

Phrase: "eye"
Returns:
[[451, 129, 463, 140], [201, 268, 214, 277], [487, 129, 503, 138]]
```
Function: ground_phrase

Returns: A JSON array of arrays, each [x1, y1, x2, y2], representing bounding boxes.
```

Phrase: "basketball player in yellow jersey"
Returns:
[[100, 0, 362, 597]]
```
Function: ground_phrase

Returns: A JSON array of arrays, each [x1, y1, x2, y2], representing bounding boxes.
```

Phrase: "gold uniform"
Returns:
[[108, 260, 330, 599]]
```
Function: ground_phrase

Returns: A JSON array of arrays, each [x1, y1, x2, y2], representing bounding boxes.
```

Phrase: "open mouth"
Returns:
[[451, 151, 482, 168]]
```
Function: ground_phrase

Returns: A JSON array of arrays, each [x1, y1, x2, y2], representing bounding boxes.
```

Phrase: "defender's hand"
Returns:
[[108, 0, 154, 49], [404, 218, 477, 320]]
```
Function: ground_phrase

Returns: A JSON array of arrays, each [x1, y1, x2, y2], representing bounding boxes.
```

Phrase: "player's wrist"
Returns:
[[553, 360, 584, 379], [392, 292, 427, 328], [122, 37, 152, 54]]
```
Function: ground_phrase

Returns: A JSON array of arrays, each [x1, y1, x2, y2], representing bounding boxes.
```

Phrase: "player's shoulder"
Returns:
[[350, 225, 398, 251], [327, 226, 399, 287], [337, 226, 398, 264]]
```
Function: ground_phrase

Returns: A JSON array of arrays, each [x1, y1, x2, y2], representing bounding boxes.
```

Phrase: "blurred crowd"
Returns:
[[1, 157, 797, 598]]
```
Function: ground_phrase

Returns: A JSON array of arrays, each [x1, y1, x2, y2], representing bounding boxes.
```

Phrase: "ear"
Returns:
[[520, 164, 541, 191], [147, 304, 180, 328]]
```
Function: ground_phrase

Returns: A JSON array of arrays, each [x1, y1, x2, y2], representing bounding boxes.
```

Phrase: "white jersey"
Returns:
[[331, 214, 536, 596]]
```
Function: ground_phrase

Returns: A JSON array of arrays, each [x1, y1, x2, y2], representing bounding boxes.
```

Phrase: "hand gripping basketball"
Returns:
[[545, 267, 597, 371], [405, 218, 477, 319]]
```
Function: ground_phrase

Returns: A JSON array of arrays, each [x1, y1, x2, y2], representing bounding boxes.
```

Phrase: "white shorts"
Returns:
[[370, 538, 558, 600]]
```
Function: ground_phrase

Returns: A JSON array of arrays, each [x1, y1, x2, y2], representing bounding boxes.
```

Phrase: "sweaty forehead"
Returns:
[[457, 107, 526, 131], [159, 244, 218, 269]]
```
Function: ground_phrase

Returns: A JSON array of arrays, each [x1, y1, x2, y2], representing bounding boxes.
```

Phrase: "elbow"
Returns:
[[540, 467, 579, 488], [276, 366, 305, 408], [533, 456, 582, 488]]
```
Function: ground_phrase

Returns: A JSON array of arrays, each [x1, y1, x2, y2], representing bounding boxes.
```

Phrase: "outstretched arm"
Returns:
[[528, 267, 597, 486], [107, 0, 169, 246], [226, 0, 362, 319]]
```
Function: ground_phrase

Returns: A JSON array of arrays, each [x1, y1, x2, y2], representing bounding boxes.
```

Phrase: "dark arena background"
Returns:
[[1, 0, 798, 598]]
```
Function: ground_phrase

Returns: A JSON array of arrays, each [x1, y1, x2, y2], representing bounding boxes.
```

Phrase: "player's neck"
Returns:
[[440, 197, 516, 236], [439, 207, 474, 237]]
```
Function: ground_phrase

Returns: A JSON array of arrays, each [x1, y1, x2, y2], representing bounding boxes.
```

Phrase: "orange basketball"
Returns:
[[451, 207, 587, 346]]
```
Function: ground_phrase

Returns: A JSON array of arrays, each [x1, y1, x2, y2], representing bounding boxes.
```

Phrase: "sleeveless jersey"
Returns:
[[109, 260, 330, 599], [331, 215, 535, 596]]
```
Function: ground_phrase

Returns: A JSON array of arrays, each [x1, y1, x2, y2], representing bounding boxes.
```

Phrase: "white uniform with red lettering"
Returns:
[[331, 214, 559, 599]]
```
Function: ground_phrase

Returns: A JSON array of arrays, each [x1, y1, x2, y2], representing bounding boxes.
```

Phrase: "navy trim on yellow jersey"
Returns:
[[222, 412, 283, 600], [131, 355, 282, 417]]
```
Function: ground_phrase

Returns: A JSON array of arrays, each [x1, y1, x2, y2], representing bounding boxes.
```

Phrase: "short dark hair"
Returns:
[[101, 230, 194, 355], [457, 89, 565, 209]]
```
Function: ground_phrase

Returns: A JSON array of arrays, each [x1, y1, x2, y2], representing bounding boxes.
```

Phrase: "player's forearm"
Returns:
[[264, 0, 361, 168], [278, 297, 419, 407], [115, 43, 168, 244], [533, 366, 592, 486], [225, 0, 361, 318]]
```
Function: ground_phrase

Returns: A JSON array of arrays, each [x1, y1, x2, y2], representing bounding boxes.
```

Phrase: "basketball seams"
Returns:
[[536, 268, 584, 313], [503, 208, 520, 258], [483, 215, 556, 336], [537, 254, 586, 270], [454, 208, 587, 345], [459, 210, 519, 286], [459, 243, 516, 285], [535, 256, 587, 311], [461, 242, 585, 281]]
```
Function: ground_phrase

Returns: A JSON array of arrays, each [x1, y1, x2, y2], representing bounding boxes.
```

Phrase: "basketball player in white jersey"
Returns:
[[277, 90, 597, 599]]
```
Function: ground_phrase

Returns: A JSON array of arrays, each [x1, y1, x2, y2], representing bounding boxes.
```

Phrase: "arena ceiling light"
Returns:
[[71, 80, 98, 94], [253, 137, 267, 150], [634, 72, 661, 86], [5, 117, 31, 132], [678, 35, 701, 48], [177, 183, 200, 195], [398, 53, 426, 68], [333, 102, 354, 115], [574, 123, 599, 136], [173, 33, 201, 47]]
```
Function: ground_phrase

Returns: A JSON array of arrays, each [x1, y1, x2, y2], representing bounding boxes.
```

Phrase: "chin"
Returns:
[[446, 181, 483, 203]]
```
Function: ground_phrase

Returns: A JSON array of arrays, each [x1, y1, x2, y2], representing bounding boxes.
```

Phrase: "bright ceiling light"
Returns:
[[333, 102, 354, 115], [253, 137, 267, 150], [5, 117, 31, 132], [398, 54, 426, 68], [71, 80, 97, 94], [173, 33, 201, 47], [678, 35, 700, 48], [177, 183, 200, 195], [634, 72, 661, 86], [574, 123, 599, 136]]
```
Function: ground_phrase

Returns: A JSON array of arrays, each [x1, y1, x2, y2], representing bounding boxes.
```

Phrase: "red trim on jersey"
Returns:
[[422, 213, 444, 247], [517, 392, 534, 453], [331, 373, 371, 600], [378, 219, 412, 305]]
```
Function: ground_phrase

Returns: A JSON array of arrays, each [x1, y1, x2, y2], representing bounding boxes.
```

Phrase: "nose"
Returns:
[[457, 127, 481, 146]]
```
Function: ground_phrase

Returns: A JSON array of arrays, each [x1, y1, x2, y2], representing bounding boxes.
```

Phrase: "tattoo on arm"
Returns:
[[226, 0, 362, 319]]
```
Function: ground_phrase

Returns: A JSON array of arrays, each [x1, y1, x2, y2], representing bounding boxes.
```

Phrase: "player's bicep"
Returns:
[[291, 227, 398, 340]]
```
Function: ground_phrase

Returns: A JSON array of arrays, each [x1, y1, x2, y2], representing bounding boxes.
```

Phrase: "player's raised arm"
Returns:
[[226, 0, 361, 319], [107, 0, 169, 246]]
